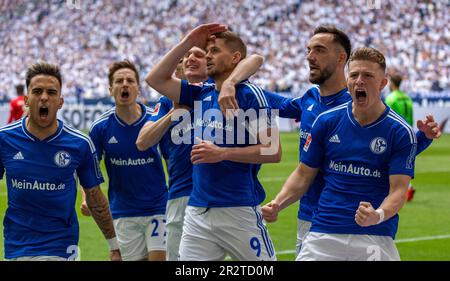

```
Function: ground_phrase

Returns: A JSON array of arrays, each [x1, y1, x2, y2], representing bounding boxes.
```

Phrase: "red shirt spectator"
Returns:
[[7, 85, 26, 124]]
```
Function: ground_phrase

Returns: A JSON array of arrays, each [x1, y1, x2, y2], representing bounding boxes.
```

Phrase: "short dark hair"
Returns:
[[211, 31, 247, 60], [108, 59, 140, 87], [25, 62, 62, 89], [313, 25, 351, 62], [389, 71, 403, 88], [15, 84, 24, 95], [349, 47, 386, 72]]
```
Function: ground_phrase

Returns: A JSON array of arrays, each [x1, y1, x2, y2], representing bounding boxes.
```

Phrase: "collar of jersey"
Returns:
[[21, 117, 64, 142], [346, 101, 390, 128], [317, 86, 349, 105], [113, 103, 148, 127]]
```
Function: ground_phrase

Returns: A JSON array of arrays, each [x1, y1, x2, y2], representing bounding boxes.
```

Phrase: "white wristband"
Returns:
[[375, 208, 385, 224], [107, 237, 120, 251]]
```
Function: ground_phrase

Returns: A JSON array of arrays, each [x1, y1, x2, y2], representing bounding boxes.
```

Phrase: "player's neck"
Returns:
[[212, 71, 232, 92], [25, 117, 59, 140], [352, 102, 386, 126], [319, 72, 347, 96], [115, 103, 142, 125]]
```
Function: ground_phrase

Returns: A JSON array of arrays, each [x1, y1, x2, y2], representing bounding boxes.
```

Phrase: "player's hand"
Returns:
[[80, 200, 91, 216], [355, 201, 379, 227], [109, 249, 122, 261], [185, 23, 227, 49], [417, 114, 442, 139], [191, 137, 224, 164], [218, 80, 239, 119], [261, 200, 280, 223]]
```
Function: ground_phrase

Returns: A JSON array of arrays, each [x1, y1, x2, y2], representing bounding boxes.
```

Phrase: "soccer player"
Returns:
[[263, 47, 424, 261], [81, 60, 168, 261], [0, 62, 120, 261], [7, 84, 26, 123], [136, 47, 264, 260], [146, 23, 280, 261], [220, 25, 441, 256], [385, 71, 416, 201]]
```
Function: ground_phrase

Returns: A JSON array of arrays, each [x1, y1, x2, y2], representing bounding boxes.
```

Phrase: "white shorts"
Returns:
[[6, 256, 68, 261], [165, 196, 189, 261], [296, 231, 400, 261], [113, 215, 166, 261], [179, 205, 276, 261], [295, 219, 312, 256]]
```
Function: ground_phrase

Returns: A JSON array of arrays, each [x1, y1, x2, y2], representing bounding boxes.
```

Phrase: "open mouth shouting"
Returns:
[[121, 90, 129, 99], [355, 89, 368, 104], [39, 106, 49, 119]]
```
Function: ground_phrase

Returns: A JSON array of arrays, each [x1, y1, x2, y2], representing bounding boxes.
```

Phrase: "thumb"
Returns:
[[359, 201, 371, 208]]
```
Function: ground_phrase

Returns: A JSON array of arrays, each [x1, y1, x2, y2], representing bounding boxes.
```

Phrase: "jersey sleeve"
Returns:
[[235, 83, 275, 140], [149, 96, 172, 122], [264, 92, 302, 119], [77, 136, 104, 189], [415, 130, 432, 156], [179, 80, 203, 107], [389, 125, 417, 177], [88, 122, 104, 162], [300, 116, 327, 168]]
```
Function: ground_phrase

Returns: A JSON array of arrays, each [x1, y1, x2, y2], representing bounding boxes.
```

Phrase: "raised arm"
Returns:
[[415, 114, 442, 155], [219, 54, 264, 117], [262, 163, 319, 222], [146, 23, 227, 102], [83, 186, 122, 261]]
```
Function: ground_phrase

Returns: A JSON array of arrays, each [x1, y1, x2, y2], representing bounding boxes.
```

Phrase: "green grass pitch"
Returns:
[[0, 132, 449, 260]]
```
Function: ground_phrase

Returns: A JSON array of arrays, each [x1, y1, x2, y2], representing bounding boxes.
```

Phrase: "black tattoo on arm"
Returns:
[[83, 186, 116, 239]]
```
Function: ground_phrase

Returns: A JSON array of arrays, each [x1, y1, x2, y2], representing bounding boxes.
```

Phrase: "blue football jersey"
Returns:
[[89, 103, 167, 219], [178, 79, 272, 207], [149, 96, 193, 200], [265, 86, 431, 222], [0, 118, 103, 259], [266, 86, 350, 221], [301, 101, 417, 238]]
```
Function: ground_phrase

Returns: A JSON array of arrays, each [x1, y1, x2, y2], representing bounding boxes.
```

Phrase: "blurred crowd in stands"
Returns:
[[0, 0, 448, 102]]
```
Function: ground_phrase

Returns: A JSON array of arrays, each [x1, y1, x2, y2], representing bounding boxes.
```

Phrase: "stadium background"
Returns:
[[0, 0, 449, 260]]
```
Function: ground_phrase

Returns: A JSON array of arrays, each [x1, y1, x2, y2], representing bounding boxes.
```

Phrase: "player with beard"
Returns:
[[147, 24, 281, 261], [219, 25, 441, 256], [137, 46, 264, 260]]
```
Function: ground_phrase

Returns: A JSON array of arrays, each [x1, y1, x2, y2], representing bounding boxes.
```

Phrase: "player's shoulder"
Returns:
[[236, 80, 269, 108], [312, 101, 349, 127], [156, 96, 173, 110], [0, 119, 23, 136], [61, 122, 97, 152], [386, 109, 416, 143], [89, 107, 115, 131]]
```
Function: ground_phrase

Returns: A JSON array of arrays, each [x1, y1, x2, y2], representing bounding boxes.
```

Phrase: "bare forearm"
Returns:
[[379, 185, 408, 221], [145, 39, 192, 102], [274, 165, 316, 211], [136, 113, 173, 151], [225, 54, 264, 85], [222, 143, 281, 164], [83, 186, 116, 239]]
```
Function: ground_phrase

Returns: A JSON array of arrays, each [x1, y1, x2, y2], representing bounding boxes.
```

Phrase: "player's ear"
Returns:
[[380, 75, 388, 91], [59, 96, 64, 109], [24, 95, 29, 107], [231, 51, 242, 65], [108, 86, 113, 97]]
